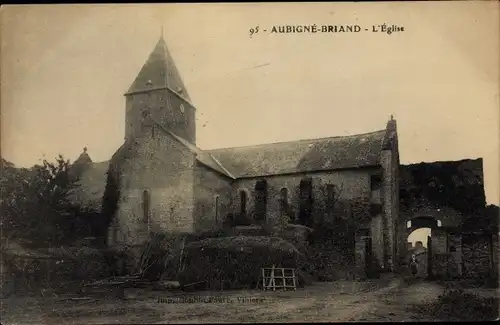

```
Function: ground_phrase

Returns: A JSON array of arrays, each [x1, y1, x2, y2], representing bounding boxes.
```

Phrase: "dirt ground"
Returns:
[[1, 277, 497, 324]]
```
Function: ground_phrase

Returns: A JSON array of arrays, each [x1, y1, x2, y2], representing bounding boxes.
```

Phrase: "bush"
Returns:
[[2, 245, 116, 296], [419, 289, 499, 321], [178, 236, 303, 290], [136, 232, 184, 281]]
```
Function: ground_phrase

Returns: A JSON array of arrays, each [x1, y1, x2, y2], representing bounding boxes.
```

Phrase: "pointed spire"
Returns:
[[126, 35, 191, 102], [75, 147, 92, 165]]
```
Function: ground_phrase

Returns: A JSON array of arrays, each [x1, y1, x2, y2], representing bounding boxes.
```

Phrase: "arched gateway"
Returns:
[[397, 212, 462, 279]]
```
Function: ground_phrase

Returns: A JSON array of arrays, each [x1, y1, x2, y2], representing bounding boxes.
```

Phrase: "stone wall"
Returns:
[[232, 168, 392, 278], [125, 88, 196, 145], [370, 214, 384, 269], [232, 168, 378, 225], [380, 118, 399, 270], [109, 131, 196, 247], [193, 164, 234, 232], [461, 233, 494, 278], [447, 233, 463, 277]]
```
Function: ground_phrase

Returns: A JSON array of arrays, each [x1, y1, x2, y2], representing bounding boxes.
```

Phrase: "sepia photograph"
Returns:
[[0, 2, 499, 323]]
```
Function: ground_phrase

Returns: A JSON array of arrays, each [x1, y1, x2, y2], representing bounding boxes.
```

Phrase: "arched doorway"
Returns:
[[400, 216, 444, 278]]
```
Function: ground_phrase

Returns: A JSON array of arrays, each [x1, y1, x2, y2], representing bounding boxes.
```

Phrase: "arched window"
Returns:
[[255, 180, 268, 221], [240, 190, 247, 215], [280, 188, 289, 216], [215, 196, 220, 223], [299, 178, 313, 226], [142, 189, 151, 224]]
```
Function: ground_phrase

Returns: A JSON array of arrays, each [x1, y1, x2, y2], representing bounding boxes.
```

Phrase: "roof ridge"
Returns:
[[206, 129, 387, 152], [150, 117, 235, 179], [209, 154, 236, 179]]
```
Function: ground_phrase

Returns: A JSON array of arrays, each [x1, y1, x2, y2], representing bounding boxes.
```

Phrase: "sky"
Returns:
[[1, 2, 499, 205], [408, 228, 431, 248]]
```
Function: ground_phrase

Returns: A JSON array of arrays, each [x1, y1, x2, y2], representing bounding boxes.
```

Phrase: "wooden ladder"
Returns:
[[261, 265, 297, 291]]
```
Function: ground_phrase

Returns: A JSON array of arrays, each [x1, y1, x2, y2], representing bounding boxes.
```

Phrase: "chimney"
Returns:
[[387, 114, 397, 133], [382, 115, 397, 150]]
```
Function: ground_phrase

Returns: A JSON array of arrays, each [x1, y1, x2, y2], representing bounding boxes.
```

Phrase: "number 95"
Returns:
[[249, 26, 259, 38]]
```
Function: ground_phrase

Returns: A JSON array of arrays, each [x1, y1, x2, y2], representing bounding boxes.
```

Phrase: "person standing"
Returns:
[[409, 254, 419, 276]]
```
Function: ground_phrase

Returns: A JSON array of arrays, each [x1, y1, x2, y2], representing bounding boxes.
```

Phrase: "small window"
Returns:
[[406, 220, 412, 229], [369, 203, 383, 216], [142, 189, 151, 225]]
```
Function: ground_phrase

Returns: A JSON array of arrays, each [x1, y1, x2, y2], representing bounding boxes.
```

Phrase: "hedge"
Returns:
[[178, 236, 304, 290]]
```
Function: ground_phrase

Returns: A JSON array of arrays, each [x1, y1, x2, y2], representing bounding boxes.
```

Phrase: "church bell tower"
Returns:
[[124, 34, 196, 144]]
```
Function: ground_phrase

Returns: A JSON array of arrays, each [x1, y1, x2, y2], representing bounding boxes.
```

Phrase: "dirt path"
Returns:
[[349, 280, 447, 322], [4, 277, 452, 324]]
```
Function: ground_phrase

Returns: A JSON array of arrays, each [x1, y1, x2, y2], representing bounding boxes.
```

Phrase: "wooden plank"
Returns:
[[261, 268, 265, 290]]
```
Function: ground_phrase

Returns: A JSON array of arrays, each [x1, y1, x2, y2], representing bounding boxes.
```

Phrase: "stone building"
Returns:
[[69, 35, 400, 272], [398, 159, 497, 279]]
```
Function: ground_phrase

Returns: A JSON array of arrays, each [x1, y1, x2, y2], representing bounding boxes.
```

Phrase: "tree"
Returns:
[[0, 155, 81, 245]]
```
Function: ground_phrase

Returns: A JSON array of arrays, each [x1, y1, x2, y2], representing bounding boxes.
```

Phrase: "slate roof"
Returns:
[[74, 149, 92, 165], [68, 125, 389, 211], [207, 130, 387, 178], [126, 36, 191, 102]]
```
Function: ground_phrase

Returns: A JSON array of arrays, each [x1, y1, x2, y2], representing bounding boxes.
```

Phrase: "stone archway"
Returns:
[[396, 206, 464, 278], [403, 216, 439, 277], [398, 213, 463, 279], [397, 215, 447, 276]]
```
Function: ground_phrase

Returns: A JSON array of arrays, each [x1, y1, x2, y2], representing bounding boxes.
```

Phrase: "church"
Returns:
[[69, 35, 400, 272]]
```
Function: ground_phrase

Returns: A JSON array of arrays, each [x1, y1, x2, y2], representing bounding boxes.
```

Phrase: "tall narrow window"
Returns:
[[215, 196, 220, 223], [370, 174, 382, 206], [280, 188, 289, 216], [142, 189, 151, 224], [326, 184, 336, 218], [326, 184, 336, 201], [240, 190, 247, 215], [299, 178, 313, 227], [254, 180, 268, 221], [111, 222, 118, 246], [370, 174, 382, 191]]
